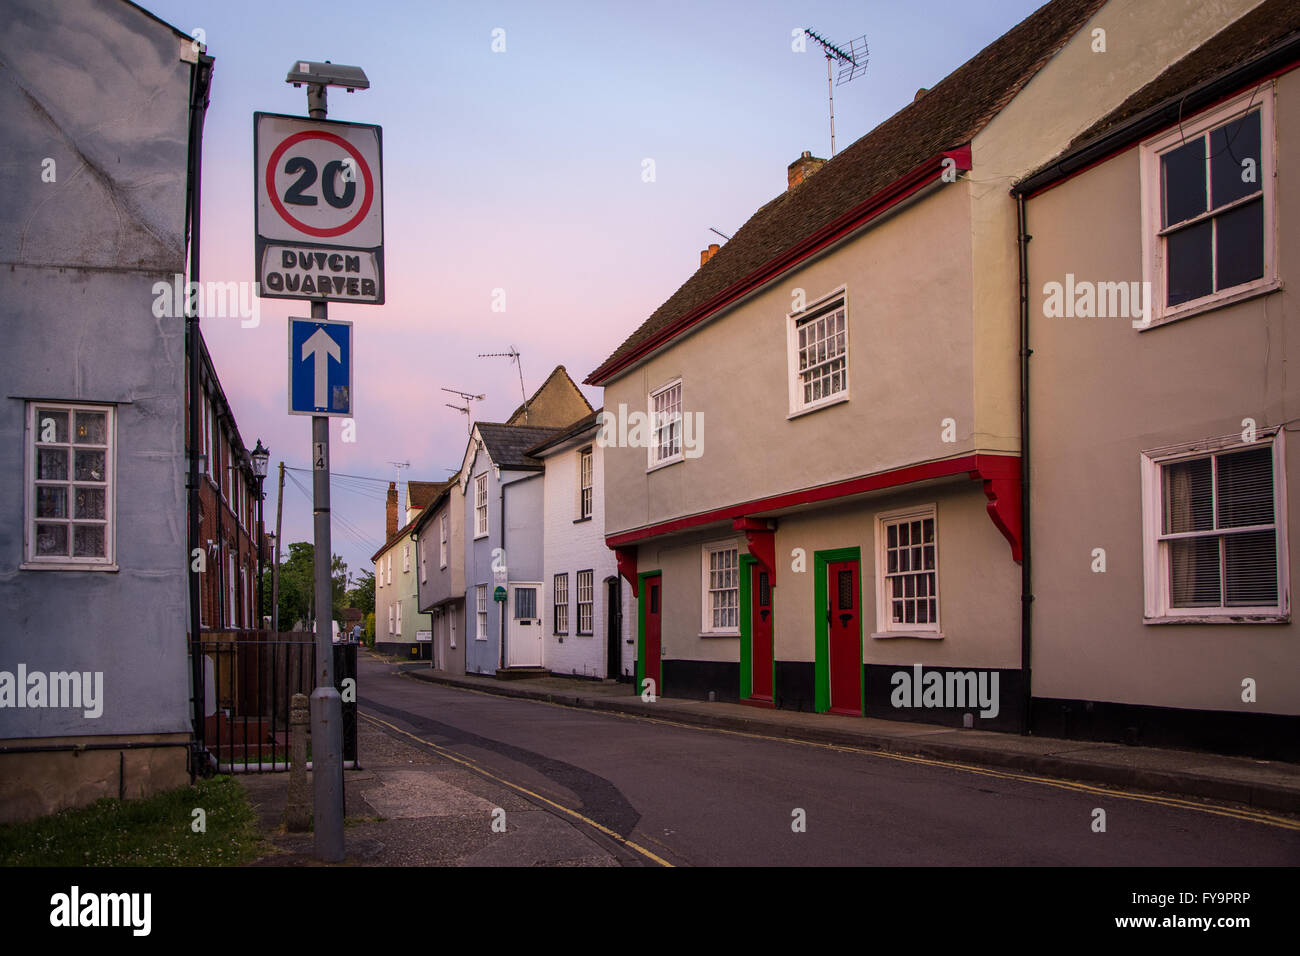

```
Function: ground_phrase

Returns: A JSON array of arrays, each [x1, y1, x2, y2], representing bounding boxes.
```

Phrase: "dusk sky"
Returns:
[[143, 0, 1045, 582]]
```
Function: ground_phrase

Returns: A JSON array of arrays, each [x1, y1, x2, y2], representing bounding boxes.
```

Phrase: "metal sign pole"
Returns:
[[306, 80, 345, 863]]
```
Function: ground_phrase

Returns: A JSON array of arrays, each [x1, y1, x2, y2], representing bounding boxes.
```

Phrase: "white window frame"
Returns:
[[388, 604, 395, 636], [386, 553, 392, 586], [23, 401, 118, 570], [786, 285, 850, 417], [579, 446, 594, 519], [872, 504, 943, 638], [403, 543, 410, 574], [419, 537, 427, 583], [554, 573, 569, 635], [439, 513, 449, 568], [647, 379, 684, 472], [474, 473, 489, 538], [476, 584, 489, 640], [396, 600, 403, 636], [1141, 429, 1289, 623], [577, 569, 594, 635], [1139, 86, 1278, 329], [699, 541, 740, 635]]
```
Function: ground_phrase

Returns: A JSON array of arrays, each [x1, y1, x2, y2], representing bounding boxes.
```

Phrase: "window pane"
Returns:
[[74, 411, 106, 444], [37, 487, 67, 518], [73, 525, 105, 557], [1166, 220, 1214, 305], [1215, 198, 1264, 291], [515, 588, 536, 619], [1224, 530, 1277, 606], [36, 523, 68, 556], [38, 448, 69, 481], [74, 486, 105, 519], [75, 450, 106, 482], [1163, 456, 1213, 533], [1162, 137, 1206, 227], [1210, 110, 1261, 208], [1170, 537, 1221, 607], [35, 410, 68, 443], [1216, 446, 1272, 528]]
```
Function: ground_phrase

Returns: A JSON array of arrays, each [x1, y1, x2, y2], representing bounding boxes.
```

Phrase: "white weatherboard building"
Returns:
[[531, 411, 634, 680]]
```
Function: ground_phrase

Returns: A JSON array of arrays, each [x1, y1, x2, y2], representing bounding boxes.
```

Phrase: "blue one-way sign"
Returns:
[[288, 317, 353, 416]]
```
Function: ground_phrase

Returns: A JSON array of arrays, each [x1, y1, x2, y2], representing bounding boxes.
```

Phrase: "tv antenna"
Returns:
[[478, 346, 528, 423], [804, 29, 868, 157], [442, 387, 485, 433]]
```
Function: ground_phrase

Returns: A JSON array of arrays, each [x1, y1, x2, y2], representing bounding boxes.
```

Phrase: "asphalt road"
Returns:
[[356, 655, 1300, 867]]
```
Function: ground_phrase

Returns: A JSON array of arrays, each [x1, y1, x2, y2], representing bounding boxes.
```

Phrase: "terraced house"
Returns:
[[1015, 0, 1300, 758], [588, 0, 1265, 733]]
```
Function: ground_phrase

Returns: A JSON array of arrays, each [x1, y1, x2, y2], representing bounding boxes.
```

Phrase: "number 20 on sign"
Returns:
[[254, 112, 384, 304]]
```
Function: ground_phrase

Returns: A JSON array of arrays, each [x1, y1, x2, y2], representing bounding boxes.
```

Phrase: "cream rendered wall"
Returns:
[[969, 0, 1266, 459], [770, 484, 1022, 668], [1026, 70, 1298, 714], [638, 531, 746, 664], [604, 178, 975, 536]]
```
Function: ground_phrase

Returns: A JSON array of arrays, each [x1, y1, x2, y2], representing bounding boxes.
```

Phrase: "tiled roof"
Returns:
[[1066, 0, 1299, 151], [476, 422, 563, 470], [526, 408, 603, 457], [408, 480, 449, 510], [586, 0, 1106, 384]]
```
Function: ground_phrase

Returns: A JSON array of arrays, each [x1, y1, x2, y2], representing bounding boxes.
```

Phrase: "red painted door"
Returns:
[[644, 578, 662, 695], [752, 565, 773, 701], [827, 559, 861, 715]]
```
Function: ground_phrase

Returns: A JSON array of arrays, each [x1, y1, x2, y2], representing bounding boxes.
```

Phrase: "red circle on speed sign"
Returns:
[[265, 130, 374, 238]]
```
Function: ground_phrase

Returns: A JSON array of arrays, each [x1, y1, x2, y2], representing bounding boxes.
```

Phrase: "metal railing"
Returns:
[[194, 631, 356, 772]]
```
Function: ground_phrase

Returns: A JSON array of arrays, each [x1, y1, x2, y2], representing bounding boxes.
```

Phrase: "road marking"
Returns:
[[399, 675, 1300, 833], [358, 709, 674, 867]]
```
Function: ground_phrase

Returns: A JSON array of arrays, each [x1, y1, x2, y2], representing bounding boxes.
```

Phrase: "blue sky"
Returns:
[[142, 0, 1046, 582]]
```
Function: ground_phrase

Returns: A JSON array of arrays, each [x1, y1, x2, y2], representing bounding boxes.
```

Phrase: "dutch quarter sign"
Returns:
[[255, 112, 384, 303]]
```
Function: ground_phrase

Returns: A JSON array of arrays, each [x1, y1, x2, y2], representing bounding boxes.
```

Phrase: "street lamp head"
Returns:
[[251, 439, 270, 478], [286, 60, 369, 92]]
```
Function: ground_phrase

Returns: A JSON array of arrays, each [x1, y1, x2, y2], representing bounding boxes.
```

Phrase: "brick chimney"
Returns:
[[699, 242, 720, 267], [386, 481, 398, 539], [787, 150, 826, 191]]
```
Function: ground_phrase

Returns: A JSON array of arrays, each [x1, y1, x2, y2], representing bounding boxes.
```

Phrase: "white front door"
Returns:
[[506, 582, 542, 667]]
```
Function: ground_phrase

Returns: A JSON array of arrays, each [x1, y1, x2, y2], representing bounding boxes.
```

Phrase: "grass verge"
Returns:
[[0, 775, 266, 867]]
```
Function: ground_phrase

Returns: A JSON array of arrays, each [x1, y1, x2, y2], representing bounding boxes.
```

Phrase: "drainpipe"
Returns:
[[185, 52, 214, 780], [1017, 191, 1034, 737], [498, 475, 507, 670]]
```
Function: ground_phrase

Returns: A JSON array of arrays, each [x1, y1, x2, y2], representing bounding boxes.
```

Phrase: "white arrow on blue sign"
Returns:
[[288, 317, 353, 416]]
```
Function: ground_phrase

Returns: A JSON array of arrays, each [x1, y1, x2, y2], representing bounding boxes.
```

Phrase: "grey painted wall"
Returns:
[[0, 0, 195, 738]]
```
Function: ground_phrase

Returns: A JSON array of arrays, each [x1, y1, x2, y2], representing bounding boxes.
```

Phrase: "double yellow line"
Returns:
[[358, 709, 675, 866]]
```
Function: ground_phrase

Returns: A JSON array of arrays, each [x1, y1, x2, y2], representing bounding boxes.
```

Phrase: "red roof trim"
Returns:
[[604, 452, 1016, 548], [586, 146, 972, 386]]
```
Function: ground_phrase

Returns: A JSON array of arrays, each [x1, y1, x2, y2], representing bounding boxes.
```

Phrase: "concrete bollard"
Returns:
[[285, 693, 311, 832]]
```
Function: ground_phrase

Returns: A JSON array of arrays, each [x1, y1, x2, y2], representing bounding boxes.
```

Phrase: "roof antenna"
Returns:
[[804, 29, 868, 157], [442, 387, 485, 434], [478, 346, 528, 423]]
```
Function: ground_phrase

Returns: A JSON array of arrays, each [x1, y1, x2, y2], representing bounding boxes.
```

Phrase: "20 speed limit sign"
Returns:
[[254, 112, 384, 304]]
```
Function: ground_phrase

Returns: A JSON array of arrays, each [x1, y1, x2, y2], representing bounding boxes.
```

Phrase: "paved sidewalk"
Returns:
[[394, 661, 1300, 814], [239, 716, 623, 866]]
